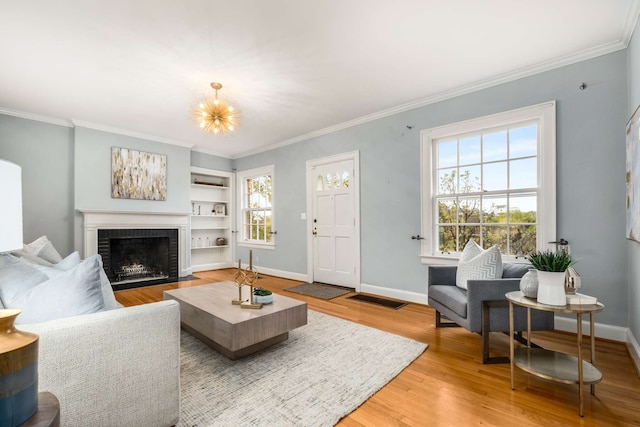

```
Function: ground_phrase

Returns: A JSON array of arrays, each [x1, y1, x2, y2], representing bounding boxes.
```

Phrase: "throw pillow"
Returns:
[[5, 254, 107, 325], [0, 258, 49, 306], [456, 240, 503, 290], [34, 241, 63, 264], [21, 235, 50, 255], [53, 251, 82, 271]]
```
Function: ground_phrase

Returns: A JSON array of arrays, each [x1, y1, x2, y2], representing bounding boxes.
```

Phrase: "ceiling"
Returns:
[[0, 1, 638, 159]]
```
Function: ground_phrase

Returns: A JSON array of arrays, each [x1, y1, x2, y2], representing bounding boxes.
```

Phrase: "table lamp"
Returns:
[[0, 159, 39, 426]]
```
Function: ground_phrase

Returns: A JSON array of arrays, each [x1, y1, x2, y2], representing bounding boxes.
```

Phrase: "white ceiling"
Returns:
[[0, 1, 638, 159]]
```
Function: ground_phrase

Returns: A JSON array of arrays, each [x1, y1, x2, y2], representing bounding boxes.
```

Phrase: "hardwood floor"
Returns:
[[115, 269, 640, 426]]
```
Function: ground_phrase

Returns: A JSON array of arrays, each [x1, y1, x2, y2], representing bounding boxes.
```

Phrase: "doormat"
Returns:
[[347, 294, 407, 310], [284, 282, 352, 300]]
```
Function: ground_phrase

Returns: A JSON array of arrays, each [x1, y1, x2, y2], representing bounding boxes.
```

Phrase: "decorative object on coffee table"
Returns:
[[253, 288, 274, 304], [233, 250, 262, 309]]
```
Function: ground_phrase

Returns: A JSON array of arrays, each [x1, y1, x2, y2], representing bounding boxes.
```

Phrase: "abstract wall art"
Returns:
[[111, 147, 167, 200], [626, 105, 640, 242]]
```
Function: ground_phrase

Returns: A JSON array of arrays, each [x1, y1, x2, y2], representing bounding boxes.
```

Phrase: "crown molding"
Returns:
[[71, 119, 194, 149], [622, 0, 640, 45], [0, 107, 73, 127], [233, 39, 629, 159]]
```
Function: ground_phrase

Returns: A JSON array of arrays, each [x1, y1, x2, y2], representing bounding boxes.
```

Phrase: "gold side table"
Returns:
[[506, 291, 605, 417]]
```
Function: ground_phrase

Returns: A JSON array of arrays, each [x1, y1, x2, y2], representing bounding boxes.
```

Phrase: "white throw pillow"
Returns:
[[35, 241, 63, 264], [53, 251, 82, 271], [456, 240, 503, 290], [22, 235, 50, 255], [0, 257, 49, 305], [4, 255, 107, 325]]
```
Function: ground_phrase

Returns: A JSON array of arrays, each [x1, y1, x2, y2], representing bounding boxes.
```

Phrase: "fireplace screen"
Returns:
[[98, 229, 178, 290]]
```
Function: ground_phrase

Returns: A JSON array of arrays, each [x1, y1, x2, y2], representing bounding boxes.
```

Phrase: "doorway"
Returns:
[[306, 151, 360, 290]]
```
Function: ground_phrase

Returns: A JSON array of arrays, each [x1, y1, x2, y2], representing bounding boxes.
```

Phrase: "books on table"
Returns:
[[566, 293, 597, 305]]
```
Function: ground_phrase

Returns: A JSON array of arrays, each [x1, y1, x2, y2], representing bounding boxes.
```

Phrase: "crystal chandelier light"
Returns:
[[194, 82, 239, 135]]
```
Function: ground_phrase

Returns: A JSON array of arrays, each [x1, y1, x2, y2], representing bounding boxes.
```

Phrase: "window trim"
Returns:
[[236, 164, 275, 249], [420, 101, 556, 264]]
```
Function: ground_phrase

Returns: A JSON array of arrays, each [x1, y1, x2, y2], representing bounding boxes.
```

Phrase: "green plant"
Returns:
[[253, 287, 272, 296], [525, 250, 576, 272]]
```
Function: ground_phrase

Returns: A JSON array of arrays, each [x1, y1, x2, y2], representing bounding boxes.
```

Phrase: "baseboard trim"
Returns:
[[251, 265, 308, 283], [553, 315, 627, 342], [626, 330, 640, 377], [360, 283, 428, 305]]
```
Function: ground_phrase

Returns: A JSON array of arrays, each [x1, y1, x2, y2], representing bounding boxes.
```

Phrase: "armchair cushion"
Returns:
[[456, 240, 502, 290], [430, 285, 467, 318]]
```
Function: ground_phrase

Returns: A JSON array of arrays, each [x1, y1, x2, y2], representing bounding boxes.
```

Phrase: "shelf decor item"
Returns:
[[525, 250, 576, 306]]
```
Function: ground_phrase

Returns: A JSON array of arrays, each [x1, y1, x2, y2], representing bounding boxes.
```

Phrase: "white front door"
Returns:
[[307, 152, 360, 288]]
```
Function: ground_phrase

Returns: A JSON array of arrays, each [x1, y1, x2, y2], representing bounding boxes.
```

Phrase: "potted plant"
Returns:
[[525, 250, 576, 305], [253, 287, 273, 304]]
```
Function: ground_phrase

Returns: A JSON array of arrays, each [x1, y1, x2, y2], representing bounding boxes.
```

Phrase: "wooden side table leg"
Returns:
[[577, 313, 584, 417]]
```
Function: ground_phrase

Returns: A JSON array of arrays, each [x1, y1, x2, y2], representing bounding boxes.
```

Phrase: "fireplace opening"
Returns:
[[98, 229, 178, 290]]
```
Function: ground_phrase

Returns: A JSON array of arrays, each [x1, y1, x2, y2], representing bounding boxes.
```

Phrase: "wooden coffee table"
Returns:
[[163, 281, 307, 359]]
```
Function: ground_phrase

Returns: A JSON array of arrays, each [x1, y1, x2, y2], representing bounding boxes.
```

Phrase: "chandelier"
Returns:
[[194, 82, 239, 135]]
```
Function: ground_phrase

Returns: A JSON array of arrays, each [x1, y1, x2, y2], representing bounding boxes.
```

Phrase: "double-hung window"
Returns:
[[237, 165, 275, 248], [420, 102, 556, 262]]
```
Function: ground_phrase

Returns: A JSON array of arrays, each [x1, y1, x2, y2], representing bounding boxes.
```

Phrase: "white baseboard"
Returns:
[[360, 282, 428, 305], [250, 265, 308, 283], [627, 329, 640, 376], [553, 315, 627, 342]]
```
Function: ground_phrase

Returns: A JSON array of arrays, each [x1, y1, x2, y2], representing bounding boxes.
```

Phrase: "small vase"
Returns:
[[0, 309, 39, 426], [519, 268, 538, 298], [537, 271, 567, 306], [565, 267, 581, 295]]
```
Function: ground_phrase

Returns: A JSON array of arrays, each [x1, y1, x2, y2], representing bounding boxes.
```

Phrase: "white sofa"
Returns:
[[22, 300, 181, 427], [0, 237, 181, 426]]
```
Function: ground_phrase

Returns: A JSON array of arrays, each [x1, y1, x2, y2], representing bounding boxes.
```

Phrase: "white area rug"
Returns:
[[178, 310, 427, 426]]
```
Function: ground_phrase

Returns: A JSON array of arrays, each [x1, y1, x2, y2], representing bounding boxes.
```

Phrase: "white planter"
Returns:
[[253, 294, 273, 304], [536, 271, 567, 306]]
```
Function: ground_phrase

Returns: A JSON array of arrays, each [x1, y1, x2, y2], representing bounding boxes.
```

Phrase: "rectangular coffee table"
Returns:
[[163, 281, 307, 359]]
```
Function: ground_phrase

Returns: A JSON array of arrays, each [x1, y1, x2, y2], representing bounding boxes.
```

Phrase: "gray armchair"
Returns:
[[428, 263, 554, 363]]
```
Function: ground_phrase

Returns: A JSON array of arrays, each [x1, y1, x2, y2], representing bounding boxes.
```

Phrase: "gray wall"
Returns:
[[191, 150, 233, 172], [74, 126, 191, 213], [0, 49, 630, 328], [0, 115, 75, 255], [628, 21, 640, 343], [235, 50, 629, 327]]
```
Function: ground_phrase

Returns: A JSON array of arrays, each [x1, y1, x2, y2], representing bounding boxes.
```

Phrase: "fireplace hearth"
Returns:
[[98, 228, 178, 290]]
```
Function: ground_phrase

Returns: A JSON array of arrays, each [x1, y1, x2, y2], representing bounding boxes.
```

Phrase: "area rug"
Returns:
[[178, 310, 427, 426], [284, 282, 351, 300], [347, 294, 407, 310]]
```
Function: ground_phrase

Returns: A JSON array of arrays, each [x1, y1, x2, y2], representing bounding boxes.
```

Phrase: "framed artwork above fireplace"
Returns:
[[111, 147, 167, 200]]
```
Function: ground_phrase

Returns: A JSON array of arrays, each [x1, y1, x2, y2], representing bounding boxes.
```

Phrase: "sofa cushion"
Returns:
[[429, 285, 467, 318], [3, 255, 107, 325], [501, 262, 530, 278], [53, 251, 82, 271], [456, 240, 503, 290]]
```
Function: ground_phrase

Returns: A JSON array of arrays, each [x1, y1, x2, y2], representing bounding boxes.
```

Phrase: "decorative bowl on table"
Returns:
[[253, 288, 273, 304]]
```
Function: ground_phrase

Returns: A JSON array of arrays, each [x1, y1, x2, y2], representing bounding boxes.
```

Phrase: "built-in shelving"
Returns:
[[189, 167, 234, 272]]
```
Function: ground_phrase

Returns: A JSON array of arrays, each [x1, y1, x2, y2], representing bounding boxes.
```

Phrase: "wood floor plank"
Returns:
[[115, 269, 640, 426]]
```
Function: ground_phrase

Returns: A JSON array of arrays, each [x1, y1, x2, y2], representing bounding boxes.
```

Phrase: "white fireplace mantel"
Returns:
[[79, 209, 190, 277]]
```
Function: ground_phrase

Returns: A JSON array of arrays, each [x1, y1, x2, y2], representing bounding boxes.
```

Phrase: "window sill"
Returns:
[[238, 242, 275, 250]]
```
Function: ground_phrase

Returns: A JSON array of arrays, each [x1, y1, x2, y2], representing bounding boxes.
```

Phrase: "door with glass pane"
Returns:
[[310, 157, 359, 287]]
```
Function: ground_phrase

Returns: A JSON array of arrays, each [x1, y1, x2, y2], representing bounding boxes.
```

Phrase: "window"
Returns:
[[237, 165, 275, 248], [420, 102, 556, 262]]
